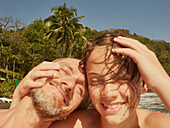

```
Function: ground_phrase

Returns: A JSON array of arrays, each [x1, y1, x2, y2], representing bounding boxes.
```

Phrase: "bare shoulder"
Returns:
[[49, 109, 100, 128], [137, 109, 170, 128]]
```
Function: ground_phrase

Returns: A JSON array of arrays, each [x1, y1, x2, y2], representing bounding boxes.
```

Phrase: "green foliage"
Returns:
[[0, 79, 17, 98], [130, 34, 170, 75], [44, 3, 86, 58], [0, 25, 2, 33], [7, 70, 23, 80], [97, 29, 170, 75], [22, 19, 59, 74], [71, 27, 98, 59], [0, 4, 169, 100]]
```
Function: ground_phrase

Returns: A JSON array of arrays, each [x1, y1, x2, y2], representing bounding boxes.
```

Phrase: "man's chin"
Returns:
[[43, 104, 75, 121], [30, 88, 70, 120]]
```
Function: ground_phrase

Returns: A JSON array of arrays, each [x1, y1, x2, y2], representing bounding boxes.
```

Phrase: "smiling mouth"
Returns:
[[101, 102, 126, 112], [103, 104, 122, 109], [49, 82, 68, 105]]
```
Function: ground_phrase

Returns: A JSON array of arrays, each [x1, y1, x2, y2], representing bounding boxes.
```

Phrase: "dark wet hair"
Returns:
[[80, 31, 140, 84], [79, 31, 143, 111]]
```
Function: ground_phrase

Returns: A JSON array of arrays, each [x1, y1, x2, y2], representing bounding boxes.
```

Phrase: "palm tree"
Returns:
[[68, 27, 87, 57], [44, 3, 85, 57]]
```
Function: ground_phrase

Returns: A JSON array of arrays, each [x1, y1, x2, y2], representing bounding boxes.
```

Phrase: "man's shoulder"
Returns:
[[137, 109, 170, 127], [50, 109, 100, 128]]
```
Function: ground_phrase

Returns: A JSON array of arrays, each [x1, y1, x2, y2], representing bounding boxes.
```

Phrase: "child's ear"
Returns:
[[140, 81, 148, 94]]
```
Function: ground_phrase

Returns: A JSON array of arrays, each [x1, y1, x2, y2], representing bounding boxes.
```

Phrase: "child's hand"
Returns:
[[112, 36, 170, 91]]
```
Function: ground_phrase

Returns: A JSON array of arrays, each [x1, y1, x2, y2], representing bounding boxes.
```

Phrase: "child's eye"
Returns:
[[90, 78, 105, 85], [91, 78, 98, 82], [91, 78, 100, 83]]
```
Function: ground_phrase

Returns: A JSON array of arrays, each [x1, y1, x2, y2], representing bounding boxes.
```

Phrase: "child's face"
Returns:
[[86, 46, 143, 123]]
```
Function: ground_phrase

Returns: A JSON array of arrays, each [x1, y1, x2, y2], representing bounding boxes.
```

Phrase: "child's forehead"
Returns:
[[88, 46, 112, 62], [87, 47, 139, 83]]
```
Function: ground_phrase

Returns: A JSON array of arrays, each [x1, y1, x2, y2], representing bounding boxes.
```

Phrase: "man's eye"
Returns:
[[76, 79, 84, 86], [75, 85, 84, 96], [78, 87, 83, 96]]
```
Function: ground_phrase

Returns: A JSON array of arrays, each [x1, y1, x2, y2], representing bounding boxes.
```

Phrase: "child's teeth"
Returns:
[[104, 104, 121, 109]]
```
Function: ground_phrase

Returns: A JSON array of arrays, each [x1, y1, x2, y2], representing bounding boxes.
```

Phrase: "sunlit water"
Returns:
[[138, 92, 169, 114]]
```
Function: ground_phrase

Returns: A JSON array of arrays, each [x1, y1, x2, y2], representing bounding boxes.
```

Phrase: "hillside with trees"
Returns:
[[0, 4, 169, 98]]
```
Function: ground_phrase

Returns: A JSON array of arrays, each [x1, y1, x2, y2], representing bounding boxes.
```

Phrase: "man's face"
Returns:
[[31, 58, 86, 120]]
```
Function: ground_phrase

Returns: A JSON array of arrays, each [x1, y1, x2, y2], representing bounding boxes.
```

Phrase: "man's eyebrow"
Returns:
[[67, 65, 75, 73], [60, 62, 76, 75]]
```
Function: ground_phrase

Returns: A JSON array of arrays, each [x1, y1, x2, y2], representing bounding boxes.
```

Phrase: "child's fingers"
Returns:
[[114, 36, 148, 52], [112, 48, 140, 64]]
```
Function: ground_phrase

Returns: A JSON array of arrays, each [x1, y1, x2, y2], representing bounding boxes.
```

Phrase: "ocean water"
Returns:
[[138, 92, 168, 114]]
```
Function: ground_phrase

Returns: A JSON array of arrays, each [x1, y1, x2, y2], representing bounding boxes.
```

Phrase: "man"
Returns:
[[0, 58, 89, 128]]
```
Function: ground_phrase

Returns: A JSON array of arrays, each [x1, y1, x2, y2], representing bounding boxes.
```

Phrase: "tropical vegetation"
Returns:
[[0, 4, 169, 98]]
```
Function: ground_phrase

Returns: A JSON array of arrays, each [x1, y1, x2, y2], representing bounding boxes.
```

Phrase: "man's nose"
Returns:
[[61, 78, 76, 93]]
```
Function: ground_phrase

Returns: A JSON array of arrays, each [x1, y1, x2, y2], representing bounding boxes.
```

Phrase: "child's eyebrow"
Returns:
[[88, 72, 101, 75]]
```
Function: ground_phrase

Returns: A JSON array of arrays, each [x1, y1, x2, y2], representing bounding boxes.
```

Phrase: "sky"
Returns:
[[0, 0, 170, 43]]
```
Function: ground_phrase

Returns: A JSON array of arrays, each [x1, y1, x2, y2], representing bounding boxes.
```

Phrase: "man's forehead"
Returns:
[[59, 62, 76, 74], [55, 58, 80, 74], [54, 58, 80, 65]]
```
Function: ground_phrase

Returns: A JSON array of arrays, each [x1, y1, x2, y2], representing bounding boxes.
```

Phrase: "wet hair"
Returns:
[[80, 31, 140, 84], [79, 31, 142, 111]]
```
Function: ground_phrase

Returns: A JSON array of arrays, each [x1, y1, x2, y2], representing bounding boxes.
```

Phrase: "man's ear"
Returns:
[[140, 82, 148, 94]]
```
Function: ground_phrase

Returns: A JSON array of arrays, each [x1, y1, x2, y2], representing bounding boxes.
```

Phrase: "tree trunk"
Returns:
[[69, 39, 76, 58], [0, 41, 2, 59], [61, 33, 66, 58], [61, 39, 64, 58], [13, 57, 16, 79], [5, 56, 9, 80]]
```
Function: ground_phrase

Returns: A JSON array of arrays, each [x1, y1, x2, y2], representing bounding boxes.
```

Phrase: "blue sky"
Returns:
[[0, 0, 170, 42]]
